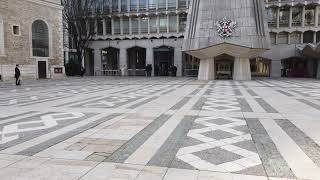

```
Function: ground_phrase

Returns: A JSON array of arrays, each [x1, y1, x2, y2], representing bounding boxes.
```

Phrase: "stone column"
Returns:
[[315, 6, 319, 27], [271, 59, 282, 78], [302, 6, 305, 27], [146, 46, 154, 76], [174, 47, 182, 76], [317, 60, 320, 79], [119, 47, 127, 76], [103, 19, 107, 36], [276, 7, 280, 28], [198, 59, 215, 81], [94, 49, 102, 76], [233, 58, 251, 81], [289, 6, 293, 28], [314, 31, 317, 43]]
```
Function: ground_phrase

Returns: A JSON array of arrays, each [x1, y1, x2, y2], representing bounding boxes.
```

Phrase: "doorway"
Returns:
[[154, 46, 174, 76], [38, 61, 47, 79], [215, 54, 234, 80]]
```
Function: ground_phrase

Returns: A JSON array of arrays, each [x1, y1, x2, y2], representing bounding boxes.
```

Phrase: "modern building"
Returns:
[[0, 0, 65, 81], [72, 0, 320, 79]]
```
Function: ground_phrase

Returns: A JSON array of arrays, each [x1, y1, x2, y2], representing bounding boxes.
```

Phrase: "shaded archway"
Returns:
[[214, 54, 234, 80], [281, 57, 314, 77], [127, 46, 146, 76], [250, 57, 271, 77], [154, 46, 175, 76], [101, 47, 120, 76]]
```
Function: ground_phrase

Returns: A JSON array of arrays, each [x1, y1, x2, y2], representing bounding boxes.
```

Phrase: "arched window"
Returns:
[[32, 20, 49, 57], [303, 31, 314, 43], [290, 31, 301, 44]]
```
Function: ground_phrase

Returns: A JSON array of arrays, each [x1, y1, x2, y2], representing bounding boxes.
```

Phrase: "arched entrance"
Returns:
[[215, 54, 234, 80], [127, 46, 146, 76], [281, 57, 317, 78], [101, 47, 120, 76], [154, 46, 175, 76]]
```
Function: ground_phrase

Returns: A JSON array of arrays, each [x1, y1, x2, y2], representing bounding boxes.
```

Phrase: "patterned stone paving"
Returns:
[[0, 77, 320, 179]]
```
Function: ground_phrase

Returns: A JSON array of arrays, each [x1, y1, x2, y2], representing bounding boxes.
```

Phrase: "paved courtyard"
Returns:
[[0, 77, 320, 180]]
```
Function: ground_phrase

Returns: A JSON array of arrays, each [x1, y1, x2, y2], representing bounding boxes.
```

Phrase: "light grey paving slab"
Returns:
[[275, 119, 320, 167], [128, 96, 159, 109], [105, 114, 172, 163], [147, 116, 196, 167], [255, 98, 278, 113], [276, 90, 294, 97], [297, 99, 320, 111], [16, 113, 120, 156], [0, 111, 37, 121], [245, 118, 296, 179]]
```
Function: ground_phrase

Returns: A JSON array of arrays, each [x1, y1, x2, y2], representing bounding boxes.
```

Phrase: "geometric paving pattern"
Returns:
[[176, 116, 261, 172]]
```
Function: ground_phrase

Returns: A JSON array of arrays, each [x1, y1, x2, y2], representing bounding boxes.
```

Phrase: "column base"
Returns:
[[233, 58, 251, 81], [198, 59, 215, 81]]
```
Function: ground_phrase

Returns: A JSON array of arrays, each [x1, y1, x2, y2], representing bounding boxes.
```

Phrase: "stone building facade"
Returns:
[[0, 0, 65, 81], [72, 0, 320, 79]]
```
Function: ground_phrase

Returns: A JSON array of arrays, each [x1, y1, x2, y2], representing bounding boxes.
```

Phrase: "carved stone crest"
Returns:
[[215, 17, 237, 38]]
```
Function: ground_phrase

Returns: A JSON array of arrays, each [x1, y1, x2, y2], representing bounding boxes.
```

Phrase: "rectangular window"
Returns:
[[267, 8, 277, 27], [0, 19, 4, 56], [279, 7, 290, 27], [158, 0, 166, 9], [97, 19, 104, 35], [121, 0, 127, 12], [112, 0, 119, 12], [141, 17, 148, 34], [106, 17, 112, 35], [150, 16, 158, 33], [169, 15, 177, 32], [292, 7, 302, 27], [178, 0, 186, 8], [130, 0, 137, 11], [122, 17, 129, 35], [113, 18, 121, 35], [179, 14, 187, 32], [131, 17, 139, 34], [305, 6, 315, 26], [140, 0, 147, 10], [159, 16, 167, 33], [168, 0, 176, 9], [13, 25, 20, 35]]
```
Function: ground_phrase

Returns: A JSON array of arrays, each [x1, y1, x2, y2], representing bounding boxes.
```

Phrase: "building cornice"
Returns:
[[25, 0, 63, 10]]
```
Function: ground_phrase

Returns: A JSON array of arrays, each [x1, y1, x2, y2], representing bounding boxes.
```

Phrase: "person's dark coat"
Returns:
[[15, 67, 20, 79]]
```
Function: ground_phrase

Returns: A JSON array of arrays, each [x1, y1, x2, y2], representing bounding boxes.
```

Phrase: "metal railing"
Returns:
[[95, 70, 121, 76], [184, 69, 199, 77]]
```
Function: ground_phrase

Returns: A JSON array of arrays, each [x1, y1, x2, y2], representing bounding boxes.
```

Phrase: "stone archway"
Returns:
[[214, 54, 234, 80]]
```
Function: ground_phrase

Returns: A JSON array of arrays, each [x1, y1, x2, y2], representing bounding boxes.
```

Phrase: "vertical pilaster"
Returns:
[[301, 32, 304, 44], [120, 17, 124, 35], [276, 7, 280, 28], [103, 19, 107, 36], [315, 6, 319, 27], [94, 49, 102, 76], [127, 0, 130, 12], [148, 17, 150, 34], [111, 18, 115, 35], [119, 48, 127, 75], [157, 16, 160, 33], [118, 0, 121, 12], [233, 58, 251, 81], [302, 5, 305, 27], [313, 31, 317, 43], [289, 6, 293, 28], [146, 46, 154, 76], [138, 17, 141, 34], [176, 15, 179, 33], [167, 15, 170, 33], [129, 17, 132, 35], [198, 59, 215, 81], [174, 46, 183, 76]]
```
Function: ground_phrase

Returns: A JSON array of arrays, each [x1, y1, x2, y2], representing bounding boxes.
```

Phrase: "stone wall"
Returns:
[[0, 0, 64, 81]]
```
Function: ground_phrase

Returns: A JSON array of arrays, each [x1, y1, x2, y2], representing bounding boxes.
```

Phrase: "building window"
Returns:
[[112, 0, 118, 12], [140, 0, 147, 10], [113, 17, 121, 35], [305, 6, 315, 26], [0, 19, 4, 56], [12, 25, 20, 35], [159, 16, 167, 33], [32, 20, 49, 57], [270, 32, 276, 45], [279, 7, 290, 27], [168, 0, 176, 9], [179, 14, 187, 32], [278, 32, 288, 44], [131, 17, 139, 34], [106, 17, 112, 35], [121, 0, 127, 12], [169, 15, 177, 32], [149, 0, 157, 9], [150, 16, 157, 33], [141, 17, 148, 34], [290, 31, 301, 44], [158, 0, 166, 10], [292, 6, 302, 27], [130, 0, 137, 11], [122, 17, 129, 35], [303, 31, 314, 43], [178, 0, 186, 8], [97, 19, 104, 35], [267, 8, 277, 27]]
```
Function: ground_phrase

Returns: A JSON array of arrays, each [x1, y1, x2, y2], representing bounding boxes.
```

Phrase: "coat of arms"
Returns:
[[215, 17, 237, 38]]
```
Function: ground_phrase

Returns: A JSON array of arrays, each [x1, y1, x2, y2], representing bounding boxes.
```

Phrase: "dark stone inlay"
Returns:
[[53, 96, 101, 107], [147, 116, 196, 167], [276, 90, 294, 97], [16, 113, 120, 156], [235, 165, 266, 176], [161, 89, 176, 95], [105, 114, 172, 163], [297, 99, 320, 111], [190, 89, 201, 95], [128, 96, 159, 109], [170, 97, 191, 110], [237, 98, 253, 112], [0, 111, 37, 121], [255, 98, 278, 113], [275, 119, 320, 167], [245, 118, 296, 179], [246, 89, 258, 96], [234, 89, 242, 96], [192, 97, 206, 110], [194, 147, 242, 165], [202, 130, 237, 140]]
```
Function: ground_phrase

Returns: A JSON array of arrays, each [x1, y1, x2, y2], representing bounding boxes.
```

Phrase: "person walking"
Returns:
[[15, 64, 21, 85]]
